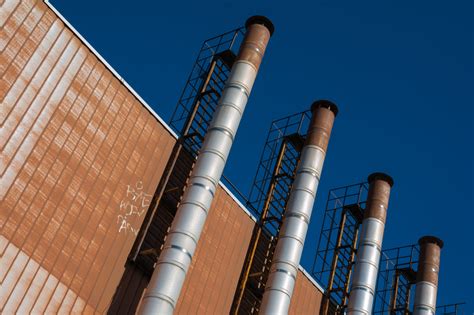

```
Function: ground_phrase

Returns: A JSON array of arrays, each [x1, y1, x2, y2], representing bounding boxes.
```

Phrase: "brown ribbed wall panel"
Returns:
[[173, 188, 255, 315], [0, 1, 175, 313], [1, 1, 327, 314], [288, 270, 324, 315]]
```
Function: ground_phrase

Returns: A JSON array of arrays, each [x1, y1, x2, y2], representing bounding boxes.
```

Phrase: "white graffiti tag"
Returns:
[[117, 181, 153, 235]]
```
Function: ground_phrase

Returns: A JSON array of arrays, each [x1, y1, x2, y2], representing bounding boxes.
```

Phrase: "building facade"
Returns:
[[0, 1, 324, 313]]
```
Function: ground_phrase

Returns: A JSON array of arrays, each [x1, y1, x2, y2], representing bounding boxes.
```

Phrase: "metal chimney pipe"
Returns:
[[413, 236, 443, 315], [347, 172, 394, 315], [259, 101, 338, 315], [137, 16, 273, 315]]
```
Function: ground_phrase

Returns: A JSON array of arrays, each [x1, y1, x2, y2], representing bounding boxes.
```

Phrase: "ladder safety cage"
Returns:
[[311, 182, 369, 314], [436, 303, 466, 315], [373, 244, 420, 315], [231, 111, 312, 315], [170, 28, 244, 154], [128, 27, 245, 270]]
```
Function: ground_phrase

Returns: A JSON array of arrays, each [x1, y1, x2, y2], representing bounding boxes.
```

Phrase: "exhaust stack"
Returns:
[[347, 173, 394, 315], [413, 236, 443, 315], [259, 101, 338, 315], [138, 16, 274, 315]]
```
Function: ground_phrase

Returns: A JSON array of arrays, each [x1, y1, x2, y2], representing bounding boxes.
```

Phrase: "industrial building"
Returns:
[[1, 1, 465, 314]]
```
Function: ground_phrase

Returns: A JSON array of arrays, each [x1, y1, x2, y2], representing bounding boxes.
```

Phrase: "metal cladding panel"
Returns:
[[1, 1, 176, 314], [174, 187, 255, 315], [288, 270, 324, 315]]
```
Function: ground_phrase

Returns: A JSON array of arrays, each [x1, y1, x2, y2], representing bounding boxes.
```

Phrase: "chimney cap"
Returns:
[[245, 16, 275, 36], [311, 100, 339, 117], [368, 172, 394, 187], [418, 235, 444, 249]]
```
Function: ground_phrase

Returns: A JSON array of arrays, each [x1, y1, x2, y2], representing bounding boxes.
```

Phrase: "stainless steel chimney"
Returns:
[[413, 236, 443, 315], [347, 173, 394, 315], [137, 16, 274, 315], [259, 101, 338, 315]]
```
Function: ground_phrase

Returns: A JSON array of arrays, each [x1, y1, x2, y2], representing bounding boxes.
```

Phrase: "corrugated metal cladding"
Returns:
[[289, 271, 323, 314], [1, 0, 325, 313], [174, 187, 255, 314], [1, 0, 175, 313]]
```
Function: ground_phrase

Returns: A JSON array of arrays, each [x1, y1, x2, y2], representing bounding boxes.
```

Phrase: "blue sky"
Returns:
[[51, 0, 473, 310]]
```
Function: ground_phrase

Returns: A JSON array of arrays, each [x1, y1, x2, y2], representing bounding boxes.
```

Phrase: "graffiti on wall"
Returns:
[[117, 181, 153, 235]]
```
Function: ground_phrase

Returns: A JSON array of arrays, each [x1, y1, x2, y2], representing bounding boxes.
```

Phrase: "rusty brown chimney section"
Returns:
[[413, 236, 443, 315], [241, 16, 275, 71], [347, 172, 394, 315]]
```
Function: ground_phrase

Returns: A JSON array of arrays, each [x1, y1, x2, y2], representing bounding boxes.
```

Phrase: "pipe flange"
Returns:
[[245, 15, 275, 36], [368, 172, 394, 187], [418, 235, 444, 248], [311, 100, 339, 117]]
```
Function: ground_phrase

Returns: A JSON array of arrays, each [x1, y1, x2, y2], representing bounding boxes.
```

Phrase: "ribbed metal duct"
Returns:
[[137, 16, 274, 315], [413, 236, 443, 315], [259, 101, 338, 315], [347, 173, 394, 315]]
